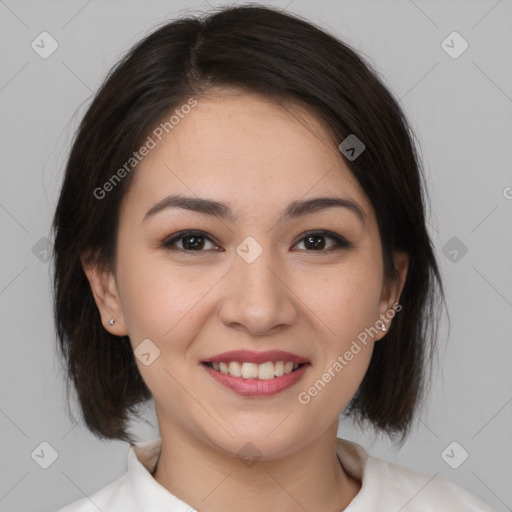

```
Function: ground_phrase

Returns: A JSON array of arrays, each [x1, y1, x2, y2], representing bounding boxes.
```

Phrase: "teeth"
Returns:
[[228, 361, 242, 377], [241, 362, 258, 379], [209, 360, 303, 379], [258, 362, 274, 380]]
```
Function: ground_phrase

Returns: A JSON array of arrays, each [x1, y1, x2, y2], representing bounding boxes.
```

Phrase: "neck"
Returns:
[[152, 420, 361, 512]]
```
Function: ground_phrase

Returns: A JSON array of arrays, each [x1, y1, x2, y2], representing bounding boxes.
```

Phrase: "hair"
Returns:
[[52, 3, 446, 445]]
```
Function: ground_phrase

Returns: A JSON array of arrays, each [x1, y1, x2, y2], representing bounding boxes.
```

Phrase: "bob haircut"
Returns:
[[52, 4, 446, 445]]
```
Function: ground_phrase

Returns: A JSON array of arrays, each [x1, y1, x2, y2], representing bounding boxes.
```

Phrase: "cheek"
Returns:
[[295, 257, 382, 400], [305, 260, 383, 344], [115, 246, 218, 343]]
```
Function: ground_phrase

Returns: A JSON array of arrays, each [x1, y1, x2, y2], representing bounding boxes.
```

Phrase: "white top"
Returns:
[[55, 437, 494, 511]]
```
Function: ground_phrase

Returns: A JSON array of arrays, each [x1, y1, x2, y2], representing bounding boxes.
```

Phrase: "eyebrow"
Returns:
[[143, 193, 367, 225]]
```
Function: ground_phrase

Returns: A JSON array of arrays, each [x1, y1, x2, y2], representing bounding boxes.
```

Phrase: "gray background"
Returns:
[[0, 0, 511, 510]]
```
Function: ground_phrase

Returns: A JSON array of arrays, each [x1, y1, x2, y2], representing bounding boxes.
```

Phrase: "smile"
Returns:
[[202, 361, 310, 397], [204, 360, 306, 380]]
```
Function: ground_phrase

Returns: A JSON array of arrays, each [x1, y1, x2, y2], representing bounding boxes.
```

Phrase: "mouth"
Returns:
[[201, 350, 311, 396], [201, 355, 311, 397], [202, 360, 309, 380]]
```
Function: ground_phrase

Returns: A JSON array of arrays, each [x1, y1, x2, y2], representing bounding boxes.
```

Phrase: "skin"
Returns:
[[83, 89, 408, 511]]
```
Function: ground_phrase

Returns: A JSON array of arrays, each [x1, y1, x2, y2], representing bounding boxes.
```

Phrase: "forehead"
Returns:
[[122, 91, 374, 225]]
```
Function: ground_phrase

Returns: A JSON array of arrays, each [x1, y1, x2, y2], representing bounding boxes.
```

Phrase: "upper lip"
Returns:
[[203, 350, 310, 365]]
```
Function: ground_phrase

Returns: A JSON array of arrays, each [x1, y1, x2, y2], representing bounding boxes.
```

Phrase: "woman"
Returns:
[[52, 4, 494, 511]]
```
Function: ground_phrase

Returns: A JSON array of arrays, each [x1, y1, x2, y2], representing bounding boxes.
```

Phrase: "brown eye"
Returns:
[[292, 231, 351, 252], [162, 230, 219, 252], [161, 229, 351, 254]]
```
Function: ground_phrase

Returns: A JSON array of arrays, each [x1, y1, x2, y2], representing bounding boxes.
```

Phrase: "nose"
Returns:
[[217, 240, 297, 336]]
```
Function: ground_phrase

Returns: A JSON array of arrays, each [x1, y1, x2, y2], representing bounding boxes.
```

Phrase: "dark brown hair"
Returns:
[[52, 4, 446, 445]]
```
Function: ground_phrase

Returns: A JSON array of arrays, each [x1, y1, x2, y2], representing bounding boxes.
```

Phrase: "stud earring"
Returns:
[[381, 323, 386, 332], [108, 319, 115, 326]]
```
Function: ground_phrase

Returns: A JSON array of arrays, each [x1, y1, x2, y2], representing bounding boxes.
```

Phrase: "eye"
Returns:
[[161, 229, 351, 254], [292, 231, 352, 253], [162, 230, 220, 252]]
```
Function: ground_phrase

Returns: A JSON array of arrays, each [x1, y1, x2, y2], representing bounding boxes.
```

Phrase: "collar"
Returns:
[[127, 437, 379, 510]]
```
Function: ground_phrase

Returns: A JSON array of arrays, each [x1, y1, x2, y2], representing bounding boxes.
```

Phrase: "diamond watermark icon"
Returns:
[[237, 442, 262, 468], [31, 441, 59, 469], [442, 236, 468, 263], [134, 338, 160, 366], [441, 31, 468, 59], [31, 32, 59, 59], [32, 236, 51, 262], [338, 134, 365, 161], [441, 441, 469, 469], [236, 236, 263, 264]]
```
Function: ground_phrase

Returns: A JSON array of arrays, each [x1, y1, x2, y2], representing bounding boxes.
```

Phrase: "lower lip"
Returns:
[[202, 363, 310, 397]]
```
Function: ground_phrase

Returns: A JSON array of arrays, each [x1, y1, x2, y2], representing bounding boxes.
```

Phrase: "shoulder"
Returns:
[[368, 455, 495, 511], [336, 438, 494, 511], [53, 472, 134, 512]]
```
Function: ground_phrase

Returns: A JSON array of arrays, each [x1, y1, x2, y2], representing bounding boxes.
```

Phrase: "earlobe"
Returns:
[[80, 254, 128, 336]]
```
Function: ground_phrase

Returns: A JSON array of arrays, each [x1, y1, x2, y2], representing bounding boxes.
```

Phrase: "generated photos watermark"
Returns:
[[297, 302, 402, 405], [93, 97, 198, 200]]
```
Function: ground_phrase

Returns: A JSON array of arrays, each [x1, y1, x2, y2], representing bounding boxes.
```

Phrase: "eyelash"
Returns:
[[161, 230, 352, 254]]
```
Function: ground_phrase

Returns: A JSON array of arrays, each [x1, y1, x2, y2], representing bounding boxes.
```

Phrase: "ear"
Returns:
[[80, 253, 128, 336], [374, 250, 409, 341]]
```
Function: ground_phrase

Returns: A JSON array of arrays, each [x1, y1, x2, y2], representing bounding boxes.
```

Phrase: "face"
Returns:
[[86, 90, 407, 459]]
